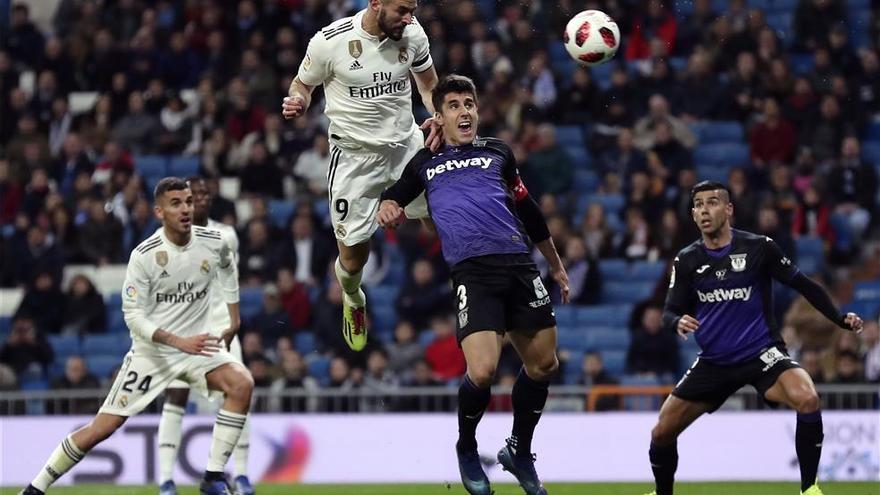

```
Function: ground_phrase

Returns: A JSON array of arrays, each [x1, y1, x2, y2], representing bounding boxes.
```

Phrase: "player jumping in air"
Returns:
[[156, 177, 255, 495], [18, 178, 254, 495], [378, 75, 569, 495], [282, 0, 440, 352], [645, 181, 864, 495]]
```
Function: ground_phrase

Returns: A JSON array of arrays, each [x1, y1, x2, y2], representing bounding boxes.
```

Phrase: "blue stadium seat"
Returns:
[[106, 292, 122, 310], [135, 155, 167, 178], [620, 374, 663, 410], [600, 350, 626, 377], [82, 334, 130, 355], [696, 165, 732, 183], [693, 143, 750, 168], [168, 156, 200, 178], [239, 287, 264, 321], [690, 121, 743, 144], [680, 349, 700, 375], [589, 63, 615, 90], [146, 175, 163, 199], [554, 305, 577, 327], [587, 194, 625, 215], [854, 281, 880, 301], [87, 355, 122, 379], [0, 316, 11, 337], [371, 303, 397, 333], [556, 126, 585, 147], [861, 140, 880, 164], [268, 200, 296, 228], [294, 332, 317, 355], [599, 258, 629, 281], [573, 169, 599, 193], [562, 350, 585, 385], [844, 300, 880, 319], [307, 357, 331, 385], [557, 328, 588, 352], [575, 304, 632, 327], [48, 335, 81, 359], [418, 329, 436, 348], [866, 121, 880, 141], [564, 145, 590, 169], [629, 260, 665, 282], [108, 308, 127, 334], [586, 327, 631, 351], [602, 281, 654, 304], [369, 284, 399, 304], [789, 54, 814, 75], [795, 236, 824, 274]]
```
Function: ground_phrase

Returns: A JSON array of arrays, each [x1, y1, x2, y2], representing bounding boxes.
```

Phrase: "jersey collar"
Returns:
[[160, 227, 194, 252], [353, 10, 381, 42]]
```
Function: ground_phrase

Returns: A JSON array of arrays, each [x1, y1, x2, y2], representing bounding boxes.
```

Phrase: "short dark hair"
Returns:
[[154, 177, 189, 200], [186, 175, 206, 188], [431, 74, 477, 113], [690, 180, 730, 203]]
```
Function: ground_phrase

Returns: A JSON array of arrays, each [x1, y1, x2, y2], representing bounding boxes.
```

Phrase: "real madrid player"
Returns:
[[282, 0, 439, 352], [645, 181, 864, 495], [156, 177, 255, 495], [18, 178, 253, 495]]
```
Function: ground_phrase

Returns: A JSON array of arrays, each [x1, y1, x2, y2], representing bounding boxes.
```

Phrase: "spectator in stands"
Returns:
[[156, 94, 195, 154], [556, 67, 603, 124], [361, 348, 400, 412], [523, 124, 574, 197], [561, 236, 601, 305], [588, 98, 636, 157], [676, 51, 724, 121], [14, 271, 65, 334], [123, 198, 159, 254], [249, 283, 291, 347], [756, 204, 796, 259], [293, 133, 331, 196], [239, 219, 274, 284], [272, 215, 334, 287], [793, 0, 846, 52], [325, 357, 358, 412], [424, 314, 466, 382], [239, 330, 265, 367], [48, 356, 100, 414], [226, 86, 266, 143], [647, 120, 694, 187], [21, 168, 52, 220], [800, 95, 851, 164], [728, 167, 759, 231], [270, 349, 319, 412], [626, 170, 666, 223], [781, 325, 803, 362], [0, 159, 22, 226], [276, 268, 311, 330], [792, 185, 833, 244], [0, 363, 17, 391], [579, 204, 615, 259], [14, 225, 63, 287], [0, 316, 54, 377], [599, 127, 648, 186], [240, 142, 284, 198], [386, 320, 423, 379], [855, 48, 880, 116], [579, 351, 621, 411], [7, 114, 51, 184], [862, 319, 879, 382], [3, 3, 45, 69], [54, 134, 94, 196], [92, 141, 134, 185], [625, 0, 677, 61], [60, 274, 106, 335], [763, 165, 799, 231], [78, 196, 124, 265], [111, 92, 159, 155], [832, 350, 865, 383], [750, 97, 797, 167], [652, 208, 690, 260], [395, 259, 452, 330], [626, 304, 679, 377], [618, 207, 652, 260], [633, 94, 697, 151], [827, 137, 878, 249]]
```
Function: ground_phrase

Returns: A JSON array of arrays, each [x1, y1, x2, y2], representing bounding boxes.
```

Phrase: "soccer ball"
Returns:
[[563, 10, 620, 67]]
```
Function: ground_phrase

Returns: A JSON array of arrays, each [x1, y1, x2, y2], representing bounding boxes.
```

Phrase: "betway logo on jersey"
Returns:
[[426, 157, 493, 180], [697, 286, 753, 303]]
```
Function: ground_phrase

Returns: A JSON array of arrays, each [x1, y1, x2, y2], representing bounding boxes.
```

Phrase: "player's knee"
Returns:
[[793, 389, 820, 413], [226, 369, 254, 404], [651, 421, 678, 446], [468, 362, 497, 388], [526, 355, 559, 381], [165, 388, 189, 407]]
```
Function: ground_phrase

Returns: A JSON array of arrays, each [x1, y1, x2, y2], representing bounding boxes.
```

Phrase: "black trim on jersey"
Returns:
[[328, 147, 342, 203], [193, 228, 222, 239], [322, 21, 353, 38], [324, 25, 354, 40], [412, 54, 431, 68], [136, 237, 162, 253]]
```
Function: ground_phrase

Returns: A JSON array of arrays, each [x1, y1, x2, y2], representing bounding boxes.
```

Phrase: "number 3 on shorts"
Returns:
[[335, 198, 349, 221], [457, 284, 467, 310]]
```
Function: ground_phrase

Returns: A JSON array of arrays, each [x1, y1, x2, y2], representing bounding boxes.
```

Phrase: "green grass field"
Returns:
[[2, 483, 877, 495]]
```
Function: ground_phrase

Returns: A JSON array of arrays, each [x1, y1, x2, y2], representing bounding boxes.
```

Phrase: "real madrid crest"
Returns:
[[729, 253, 747, 272], [156, 251, 168, 267], [201, 259, 211, 274], [335, 224, 347, 238], [349, 40, 363, 59], [398, 47, 409, 63]]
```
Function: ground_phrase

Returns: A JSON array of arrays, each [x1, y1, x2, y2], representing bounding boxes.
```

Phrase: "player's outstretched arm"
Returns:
[[379, 148, 429, 224], [413, 66, 443, 151]]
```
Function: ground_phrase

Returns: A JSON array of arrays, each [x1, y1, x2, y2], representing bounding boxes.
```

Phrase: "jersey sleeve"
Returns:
[[499, 142, 530, 201], [409, 18, 433, 73], [122, 252, 161, 342], [380, 148, 429, 206], [216, 236, 240, 305], [297, 33, 332, 86], [662, 254, 694, 332], [762, 236, 799, 284]]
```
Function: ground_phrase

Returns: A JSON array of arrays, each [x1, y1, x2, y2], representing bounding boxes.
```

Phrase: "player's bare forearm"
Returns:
[[153, 329, 221, 356], [223, 302, 242, 349], [414, 66, 438, 113], [282, 77, 314, 119], [152, 329, 180, 349]]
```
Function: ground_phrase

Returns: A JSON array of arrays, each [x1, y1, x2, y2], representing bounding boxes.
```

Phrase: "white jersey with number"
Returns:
[[297, 9, 433, 147], [122, 226, 239, 356]]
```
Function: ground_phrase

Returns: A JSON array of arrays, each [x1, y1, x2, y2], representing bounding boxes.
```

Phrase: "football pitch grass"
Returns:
[[1, 482, 877, 495]]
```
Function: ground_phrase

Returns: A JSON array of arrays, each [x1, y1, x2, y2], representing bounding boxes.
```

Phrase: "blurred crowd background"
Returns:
[[1, 0, 879, 413]]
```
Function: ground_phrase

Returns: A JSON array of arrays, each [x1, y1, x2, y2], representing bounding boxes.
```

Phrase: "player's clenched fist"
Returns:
[[377, 200, 406, 229], [176, 333, 222, 356], [844, 312, 864, 333], [676, 315, 700, 340], [282, 95, 306, 119]]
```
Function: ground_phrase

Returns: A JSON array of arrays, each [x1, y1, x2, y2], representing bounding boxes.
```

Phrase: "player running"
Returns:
[[156, 177, 255, 495], [377, 75, 569, 495], [645, 181, 864, 495], [18, 178, 253, 495], [282, 0, 440, 352]]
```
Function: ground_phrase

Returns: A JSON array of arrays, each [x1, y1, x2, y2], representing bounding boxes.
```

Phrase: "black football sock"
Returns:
[[796, 410, 823, 492], [457, 374, 491, 452], [204, 470, 225, 482], [511, 367, 550, 456], [649, 441, 678, 495]]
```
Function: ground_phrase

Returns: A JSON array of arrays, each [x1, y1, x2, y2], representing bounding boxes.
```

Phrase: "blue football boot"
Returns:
[[497, 437, 548, 495], [159, 480, 177, 495], [199, 478, 232, 495], [233, 475, 256, 495], [456, 441, 492, 495]]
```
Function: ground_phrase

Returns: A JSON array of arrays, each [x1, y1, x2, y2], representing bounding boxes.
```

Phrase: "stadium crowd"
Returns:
[[1, 0, 879, 413]]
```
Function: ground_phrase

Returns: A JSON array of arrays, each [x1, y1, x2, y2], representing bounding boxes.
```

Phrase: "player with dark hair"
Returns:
[[378, 74, 569, 495], [644, 180, 864, 495]]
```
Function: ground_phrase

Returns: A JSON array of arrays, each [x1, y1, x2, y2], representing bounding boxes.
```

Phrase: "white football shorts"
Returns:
[[327, 125, 429, 246], [165, 334, 243, 390]]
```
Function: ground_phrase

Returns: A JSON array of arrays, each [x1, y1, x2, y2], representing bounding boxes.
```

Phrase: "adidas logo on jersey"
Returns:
[[349, 60, 363, 70], [159, 270, 170, 279], [697, 286, 753, 303]]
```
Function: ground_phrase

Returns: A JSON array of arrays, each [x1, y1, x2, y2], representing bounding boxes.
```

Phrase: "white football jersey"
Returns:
[[297, 9, 433, 147], [122, 226, 239, 355], [206, 218, 240, 334]]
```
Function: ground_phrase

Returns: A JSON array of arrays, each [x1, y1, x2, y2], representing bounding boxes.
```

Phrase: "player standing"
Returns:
[[156, 177, 255, 495], [645, 181, 864, 495], [378, 75, 569, 495], [18, 178, 254, 495], [282, 0, 439, 352]]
